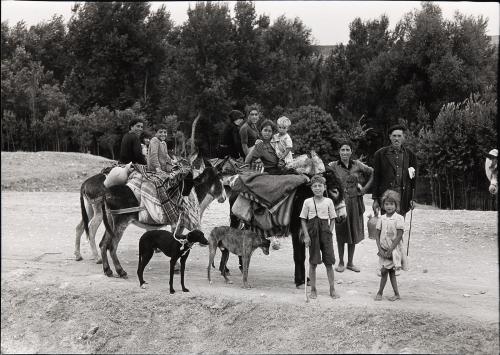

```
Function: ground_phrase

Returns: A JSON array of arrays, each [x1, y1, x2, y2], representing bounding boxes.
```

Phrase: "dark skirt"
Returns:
[[335, 194, 365, 244]]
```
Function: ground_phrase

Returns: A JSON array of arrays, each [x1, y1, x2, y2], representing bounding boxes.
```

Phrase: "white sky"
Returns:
[[1, 1, 499, 45]]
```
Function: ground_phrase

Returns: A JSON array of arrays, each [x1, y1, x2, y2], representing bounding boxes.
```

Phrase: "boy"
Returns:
[[300, 175, 340, 299]]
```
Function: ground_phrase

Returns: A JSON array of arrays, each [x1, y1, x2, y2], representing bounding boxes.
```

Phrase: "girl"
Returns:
[[148, 124, 174, 173], [272, 116, 293, 166], [374, 190, 404, 301], [300, 175, 340, 299]]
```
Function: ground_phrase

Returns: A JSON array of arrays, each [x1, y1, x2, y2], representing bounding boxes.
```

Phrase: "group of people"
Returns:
[[118, 110, 417, 301]]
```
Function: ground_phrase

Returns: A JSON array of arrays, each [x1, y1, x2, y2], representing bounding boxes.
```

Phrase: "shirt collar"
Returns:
[[389, 145, 404, 154]]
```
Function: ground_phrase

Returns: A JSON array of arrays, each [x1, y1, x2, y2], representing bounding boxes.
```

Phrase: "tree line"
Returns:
[[1, 1, 497, 209]]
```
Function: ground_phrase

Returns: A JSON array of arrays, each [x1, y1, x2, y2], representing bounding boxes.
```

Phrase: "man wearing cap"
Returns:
[[372, 124, 417, 217], [219, 110, 245, 158]]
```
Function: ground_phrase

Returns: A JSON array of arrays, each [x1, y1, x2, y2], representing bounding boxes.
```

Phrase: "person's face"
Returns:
[[143, 138, 151, 146], [156, 129, 167, 141], [389, 129, 405, 149], [260, 125, 273, 140], [248, 110, 259, 124], [339, 144, 352, 161], [277, 123, 288, 135], [311, 182, 325, 197], [384, 200, 396, 214], [234, 118, 244, 127], [131, 122, 143, 135]]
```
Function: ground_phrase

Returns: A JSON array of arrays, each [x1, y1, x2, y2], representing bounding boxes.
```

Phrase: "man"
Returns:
[[239, 106, 260, 157], [119, 118, 147, 165], [219, 110, 245, 159], [372, 124, 417, 217]]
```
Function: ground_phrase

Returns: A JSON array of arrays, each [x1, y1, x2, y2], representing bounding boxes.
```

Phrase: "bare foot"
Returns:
[[330, 291, 340, 299], [374, 293, 383, 301], [335, 264, 345, 272], [310, 290, 317, 299], [388, 295, 401, 301]]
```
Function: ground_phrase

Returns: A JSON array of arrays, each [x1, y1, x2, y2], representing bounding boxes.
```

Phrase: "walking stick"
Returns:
[[407, 188, 415, 256], [305, 246, 309, 303]]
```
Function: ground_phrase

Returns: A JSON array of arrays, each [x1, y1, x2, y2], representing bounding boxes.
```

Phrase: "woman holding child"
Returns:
[[328, 140, 373, 273]]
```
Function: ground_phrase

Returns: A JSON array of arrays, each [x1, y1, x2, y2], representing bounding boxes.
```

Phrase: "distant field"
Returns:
[[1, 152, 114, 192]]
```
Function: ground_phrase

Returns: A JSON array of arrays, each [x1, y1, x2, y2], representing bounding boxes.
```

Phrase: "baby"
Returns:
[[272, 116, 294, 166]]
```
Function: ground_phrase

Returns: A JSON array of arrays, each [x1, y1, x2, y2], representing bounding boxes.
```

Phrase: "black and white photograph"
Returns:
[[1, 1, 498, 353]]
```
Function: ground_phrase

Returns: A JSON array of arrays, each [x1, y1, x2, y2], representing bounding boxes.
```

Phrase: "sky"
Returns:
[[1, 1, 499, 45]]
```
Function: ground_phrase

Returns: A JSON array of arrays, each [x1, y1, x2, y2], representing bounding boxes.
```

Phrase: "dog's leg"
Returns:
[[180, 253, 189, 292], [208, 243, 217, 284], [242, 253, 252, 289], [169, 256, 178, 294], [221, 252, 233, 284], [137, 246, 154, 289], [218, 249, 231, 275]]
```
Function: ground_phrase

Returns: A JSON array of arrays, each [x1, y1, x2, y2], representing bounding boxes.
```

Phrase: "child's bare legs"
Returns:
[[388, 268, 400, 301], [375, 267, 389, 300], [335, 242, 345, 272], [326, 264, 340, 299], [309, 263, 317, 299]]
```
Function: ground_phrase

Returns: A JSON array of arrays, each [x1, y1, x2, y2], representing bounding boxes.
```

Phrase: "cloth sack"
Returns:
[[232, 194, 253, 222], [104, 162, 132, 188], [310, 150, 325, 174], [367, 210, 379, 240]]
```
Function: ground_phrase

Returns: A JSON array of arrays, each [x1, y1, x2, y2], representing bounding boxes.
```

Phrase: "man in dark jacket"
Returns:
[[372, 124, 417, 217], [119, 118, 147, 165], [219, 110, 245, 158]]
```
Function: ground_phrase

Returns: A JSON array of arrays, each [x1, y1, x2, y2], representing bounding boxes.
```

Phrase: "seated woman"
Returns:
[[148, 124, 174, 173], [245, 119, 290, 175]]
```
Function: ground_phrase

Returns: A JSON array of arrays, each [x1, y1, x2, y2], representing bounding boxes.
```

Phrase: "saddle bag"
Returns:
[[232, 194, 253, 222]]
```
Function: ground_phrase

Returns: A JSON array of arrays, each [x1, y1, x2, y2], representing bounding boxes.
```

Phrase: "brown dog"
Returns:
[[207, 226, 270, 288]]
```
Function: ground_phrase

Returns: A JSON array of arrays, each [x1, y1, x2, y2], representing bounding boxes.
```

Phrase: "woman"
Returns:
[[148, 124, 174, 173], [245, 119, 287, 175], [329, 140, 373, 273]]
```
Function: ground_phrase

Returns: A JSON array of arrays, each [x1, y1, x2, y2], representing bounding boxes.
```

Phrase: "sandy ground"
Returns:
[[1, 152, 499, 353]]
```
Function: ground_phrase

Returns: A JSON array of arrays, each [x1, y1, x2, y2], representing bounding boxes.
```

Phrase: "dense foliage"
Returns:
[[1, 1, 497, 209]]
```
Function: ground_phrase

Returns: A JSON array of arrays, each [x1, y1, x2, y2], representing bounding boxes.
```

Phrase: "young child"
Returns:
[[374, 190, 405, 301], [300, 175, 340, 299], [272, 116, 294, 167], [148, 124, 174, 173]]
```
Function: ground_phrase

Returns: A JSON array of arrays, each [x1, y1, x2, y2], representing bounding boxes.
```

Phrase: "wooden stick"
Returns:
[[305, 246, 309, 303]]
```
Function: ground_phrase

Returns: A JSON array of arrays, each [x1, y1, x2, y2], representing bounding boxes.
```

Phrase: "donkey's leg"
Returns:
[[108, 218, 130, 278], [88, 204, 103, 264], [75, 219, 85, 261], [75, 199, 94, 261], [99, 230, 113, 277]]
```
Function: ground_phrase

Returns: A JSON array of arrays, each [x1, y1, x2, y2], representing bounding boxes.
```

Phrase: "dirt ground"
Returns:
[[1, 152, 499, 353]]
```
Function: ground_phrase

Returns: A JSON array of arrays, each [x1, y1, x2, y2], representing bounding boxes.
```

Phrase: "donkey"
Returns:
[[99, 164, 227, 278], [223, 165, 345, 287], [74, 167, 114, 263]]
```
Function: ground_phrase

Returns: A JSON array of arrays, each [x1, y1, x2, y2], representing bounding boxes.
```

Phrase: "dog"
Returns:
[[137, 229, 208, 294], [207, 226, 271, 288]]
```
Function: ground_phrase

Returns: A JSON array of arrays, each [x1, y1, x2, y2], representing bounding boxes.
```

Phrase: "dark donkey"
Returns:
[[100, 163, 227, 278], [223, 165, 345, 287]]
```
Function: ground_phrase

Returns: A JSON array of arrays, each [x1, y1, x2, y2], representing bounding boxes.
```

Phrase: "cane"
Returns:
[[407, 189, 415, 256], [305, 246, 309, 303]]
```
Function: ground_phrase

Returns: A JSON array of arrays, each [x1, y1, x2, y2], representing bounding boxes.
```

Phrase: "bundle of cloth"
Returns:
[[230, 172, 309, 237], [124, 161, 200, 230]]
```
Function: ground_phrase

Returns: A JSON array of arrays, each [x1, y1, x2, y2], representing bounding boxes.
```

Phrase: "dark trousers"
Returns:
[[291, 228, 306, 286]]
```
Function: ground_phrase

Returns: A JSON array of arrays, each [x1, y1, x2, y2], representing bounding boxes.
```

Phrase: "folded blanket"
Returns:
[[235, 173, 308, 207]]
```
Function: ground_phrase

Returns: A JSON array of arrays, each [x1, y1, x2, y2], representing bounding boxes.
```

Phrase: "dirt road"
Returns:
[[1, 190, 498, 353]]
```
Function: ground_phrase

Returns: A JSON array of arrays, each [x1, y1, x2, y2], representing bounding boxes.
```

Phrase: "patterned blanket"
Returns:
[[126, 163, 199, 230]]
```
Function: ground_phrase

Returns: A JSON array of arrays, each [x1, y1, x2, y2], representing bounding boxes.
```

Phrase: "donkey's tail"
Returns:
[[100, 199, 116, 248], [80, 191, 90, 239]]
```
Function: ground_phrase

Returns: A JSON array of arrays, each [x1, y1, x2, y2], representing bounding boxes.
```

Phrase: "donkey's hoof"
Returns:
[[95, 258, 103, 264], [118, 270, 128, 279], [75, 255, 83, 261], [104, 268, 113, 277]]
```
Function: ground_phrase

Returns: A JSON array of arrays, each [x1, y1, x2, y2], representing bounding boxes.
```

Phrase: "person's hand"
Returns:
[[255, 139, 263, 145], [278, 159, 286, 168], [372, 200, 380, 213], [303, 235, 311, 247], [335, 215, 345, 224]]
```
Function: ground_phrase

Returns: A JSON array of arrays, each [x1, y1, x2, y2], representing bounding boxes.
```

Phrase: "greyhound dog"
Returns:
[[207, 226, 270, 288], [137, 229, 208, 293]]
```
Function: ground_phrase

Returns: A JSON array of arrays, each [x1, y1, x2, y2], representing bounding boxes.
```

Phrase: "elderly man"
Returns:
[[119, 118, 147, 165], [372, 124, 417, 217]]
